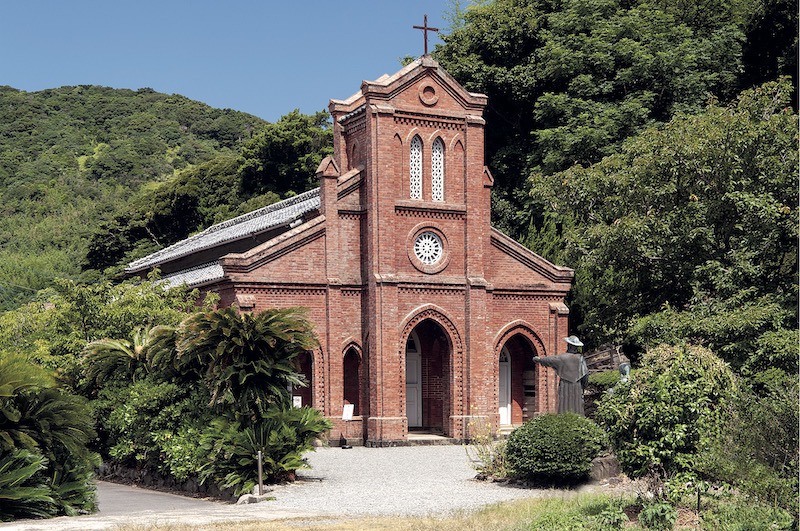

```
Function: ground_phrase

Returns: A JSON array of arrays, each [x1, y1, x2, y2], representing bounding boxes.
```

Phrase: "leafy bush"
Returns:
[[0, 353, 98, 520], [596, 344, 737, 485], [505, 413, 605, 484], [638, 501, 677, 530], [93, 379, 209, 476], [588, 370, 621, 389], [699, 369, 798, 519], [464, 415, 510, 478], [0, 450, 53, 521], [199, 406, 331, 495]]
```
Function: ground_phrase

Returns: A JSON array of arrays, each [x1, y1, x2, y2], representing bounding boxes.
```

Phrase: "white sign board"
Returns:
[[292, 396, 303, 408], [342, 404, 354, 421]]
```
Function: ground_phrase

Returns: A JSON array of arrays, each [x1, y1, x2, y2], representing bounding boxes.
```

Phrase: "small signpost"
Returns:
[[341, 404, 354, 449]]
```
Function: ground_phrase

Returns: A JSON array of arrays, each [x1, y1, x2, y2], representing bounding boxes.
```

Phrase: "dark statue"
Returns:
[[532, 335, 589, 415]]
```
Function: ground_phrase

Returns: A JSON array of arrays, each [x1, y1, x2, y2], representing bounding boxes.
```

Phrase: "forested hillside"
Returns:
[[0, 85, 266, 309]]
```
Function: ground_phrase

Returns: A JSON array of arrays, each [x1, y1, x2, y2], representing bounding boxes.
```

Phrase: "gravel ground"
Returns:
[[2, 444, 635, 530]]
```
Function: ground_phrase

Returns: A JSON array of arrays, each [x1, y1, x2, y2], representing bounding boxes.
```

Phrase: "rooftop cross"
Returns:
[[413, 14, 439, 56]]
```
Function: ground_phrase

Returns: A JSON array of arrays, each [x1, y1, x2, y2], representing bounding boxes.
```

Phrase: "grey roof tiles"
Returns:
[[126, 187, 320, 273]]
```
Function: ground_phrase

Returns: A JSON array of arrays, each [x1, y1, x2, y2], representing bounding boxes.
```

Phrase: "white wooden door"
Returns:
[[406, 333, 422, 427], [499, 349, 511, 426]]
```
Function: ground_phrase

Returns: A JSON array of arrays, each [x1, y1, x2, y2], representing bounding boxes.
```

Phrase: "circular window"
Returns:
[[414, 231, 443, 265], [407, 225, 449, 274], [418, 83, 439, 106]]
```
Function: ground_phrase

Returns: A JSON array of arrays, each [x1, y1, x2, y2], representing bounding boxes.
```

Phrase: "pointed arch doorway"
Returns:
[[498, 334, 538, 427], [405, 319, 451, 434]]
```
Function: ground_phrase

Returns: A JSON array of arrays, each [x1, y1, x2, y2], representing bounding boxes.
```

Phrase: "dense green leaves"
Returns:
[[0, 353, 98, 520], [177, 307, 318, 418], [436, 0, 749, 234], [505, 413, 606, 484], [596, 344, 737, 483], [199, 406, 332, 493], [239, 110, 333, 197], [529, 80, 798, 356]]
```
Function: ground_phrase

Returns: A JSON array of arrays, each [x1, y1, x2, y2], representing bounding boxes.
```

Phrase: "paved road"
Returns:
[[1, 445, 633, 530]]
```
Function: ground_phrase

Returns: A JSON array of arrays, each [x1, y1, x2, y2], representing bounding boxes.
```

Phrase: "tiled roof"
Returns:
[[160, 261, 225, 288], [126, 187, 320, 273]]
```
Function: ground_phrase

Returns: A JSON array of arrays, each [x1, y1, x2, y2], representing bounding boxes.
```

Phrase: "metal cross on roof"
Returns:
[[413, 14, 439, 56]]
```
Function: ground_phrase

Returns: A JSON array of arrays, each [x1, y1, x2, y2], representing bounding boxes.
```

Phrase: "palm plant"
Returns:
[[0, 353, 98, 519], [82, 326, 166, 385], [198, 404, 332, 494], [0, 450, 54, 521], [176, 307, 317, 418]]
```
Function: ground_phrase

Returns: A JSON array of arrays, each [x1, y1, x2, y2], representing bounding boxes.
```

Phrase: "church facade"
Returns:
[[126, 57, 574, 445]]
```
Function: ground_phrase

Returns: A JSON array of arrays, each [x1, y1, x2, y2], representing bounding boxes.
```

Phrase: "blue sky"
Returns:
[[1, 1, 453, 122]]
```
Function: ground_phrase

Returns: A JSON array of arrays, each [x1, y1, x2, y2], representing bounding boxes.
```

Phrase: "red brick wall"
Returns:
[[205, 60, 573, 444]]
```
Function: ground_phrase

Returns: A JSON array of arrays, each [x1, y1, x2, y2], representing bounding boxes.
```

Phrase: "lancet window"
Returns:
[[431, 137, 444, 201], [410, 135, 423, 199]]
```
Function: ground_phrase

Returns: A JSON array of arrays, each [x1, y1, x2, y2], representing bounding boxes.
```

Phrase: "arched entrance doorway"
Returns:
[[405, 319, 451, 434], [498, 334, 538, 426], [293, 351, 314, 408]]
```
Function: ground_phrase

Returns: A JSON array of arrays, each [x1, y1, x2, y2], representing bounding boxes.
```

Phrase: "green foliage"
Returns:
[[238, 109, 333, 197], [198, 406, 332, 494], [0, 450, 54, 521], [176, 307, 317, 418], [0, 86, 263, 309], [0, 277, 203, 390], [436, 0, 750, 234], [699, 370, 798, 518], [530, 80, 798, 353], [505, 413, 605, 484], [82, 302, 326, 493], [700, 493, 795, 530], [588, 369, 621, 389], [0, 353, 98, 520], [93, 379, 209, 476], [464, 415, 510, 478], [596, 344, 737, 486], [504, 494, 632, 530], [638, 501, 678, 531]]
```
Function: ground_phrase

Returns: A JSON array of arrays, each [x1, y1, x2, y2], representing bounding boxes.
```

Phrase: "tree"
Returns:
[[238, 110, 333, 197], [435, 0, 747, 235], [529, 79, 797, 354], [176, 307, 318, 418]]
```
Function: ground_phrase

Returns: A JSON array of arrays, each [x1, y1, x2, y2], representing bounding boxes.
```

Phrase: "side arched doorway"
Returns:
[[405, 319, 451, 434], [498, 334, 538, 427], [293, 350, 314, 408]]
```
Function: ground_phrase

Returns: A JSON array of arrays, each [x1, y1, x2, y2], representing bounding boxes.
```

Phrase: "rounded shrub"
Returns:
[[505, 413, 606, 484]]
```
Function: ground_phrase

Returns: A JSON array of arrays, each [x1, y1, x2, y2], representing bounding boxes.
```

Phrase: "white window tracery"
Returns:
[[431, 137, 444, 201], [410, 136, 422, 199], [413, 231, 443, 265]]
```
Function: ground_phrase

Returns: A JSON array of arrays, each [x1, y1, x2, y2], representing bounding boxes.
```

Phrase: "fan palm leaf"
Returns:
[[176, 307, 317, 417]]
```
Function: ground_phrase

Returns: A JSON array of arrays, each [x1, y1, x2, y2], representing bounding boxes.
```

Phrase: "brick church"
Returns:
[[126, 56, 574, 446]]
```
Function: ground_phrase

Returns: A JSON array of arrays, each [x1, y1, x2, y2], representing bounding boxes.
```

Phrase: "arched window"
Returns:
[[343, 347, 361, 416], [410, 135, 422, 199], [431, 137, 444, 201]]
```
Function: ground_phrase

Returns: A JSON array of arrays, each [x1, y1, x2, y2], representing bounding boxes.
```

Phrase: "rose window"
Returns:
[[413, 231, 443, 265]]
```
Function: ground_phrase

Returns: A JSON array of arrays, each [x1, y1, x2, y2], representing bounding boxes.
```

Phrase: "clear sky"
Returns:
[[1, 0, 453, 122]]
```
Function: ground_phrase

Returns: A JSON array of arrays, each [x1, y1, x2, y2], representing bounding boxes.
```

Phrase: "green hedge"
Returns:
[[505, 413, 606, 484]]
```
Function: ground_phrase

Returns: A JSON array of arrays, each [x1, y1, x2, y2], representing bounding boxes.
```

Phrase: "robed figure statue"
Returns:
[[532, 336, 589, 415]]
